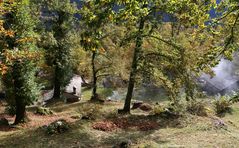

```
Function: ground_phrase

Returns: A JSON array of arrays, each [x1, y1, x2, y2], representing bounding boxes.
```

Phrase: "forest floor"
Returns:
[[0, 90, 239, 148]]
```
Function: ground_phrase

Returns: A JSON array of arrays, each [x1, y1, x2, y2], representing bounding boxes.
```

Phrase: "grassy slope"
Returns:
[[1, 90, 239, 148]]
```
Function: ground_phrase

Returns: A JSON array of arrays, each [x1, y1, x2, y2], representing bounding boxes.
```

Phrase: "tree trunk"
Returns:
[[53, 65, 61, 99], [185, 72, 194, 101], [14, 97, 26, 125], [119, 17, 145, 114], [91, 51, 99, 101], [13, 64, 27, 125]]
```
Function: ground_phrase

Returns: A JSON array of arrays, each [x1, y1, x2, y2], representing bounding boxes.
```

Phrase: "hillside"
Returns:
[[1, 93, 239, 148]]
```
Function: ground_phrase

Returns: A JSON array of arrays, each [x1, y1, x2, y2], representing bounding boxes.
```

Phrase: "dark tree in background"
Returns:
[[40, 0, 77, 99]]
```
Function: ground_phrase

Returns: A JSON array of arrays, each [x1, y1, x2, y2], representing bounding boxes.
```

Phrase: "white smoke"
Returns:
[[201, 57, 239, 91]]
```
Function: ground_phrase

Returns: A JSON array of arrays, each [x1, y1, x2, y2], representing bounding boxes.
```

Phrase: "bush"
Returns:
[[153, 104, 165, 115], [214, 96, 232, 115], [153, 102, 185, 118], [167, 102, 186, 115], [44, 119, 70, 135], [229, 91, 239, 103], [195, 90, 207, 98], [35, 107, 54, 115], [186, 101, 208, 116]]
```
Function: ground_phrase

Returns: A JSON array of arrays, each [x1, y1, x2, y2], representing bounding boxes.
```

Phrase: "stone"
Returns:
[[64, 92, 81, 103], [214, 119, 227, 129], [139, 104, 153, 112], [66, 97, 80, 103], [131, 101, 143, 110], [131, 101, 152, 112]]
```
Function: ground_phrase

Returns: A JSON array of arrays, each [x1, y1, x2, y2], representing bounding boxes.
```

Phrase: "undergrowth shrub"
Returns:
[[186, 101, 208, 116], [195, 90, 207, 98], [153, 102, 185, 118], [167, 102, 186, 115], [229, 91, 239, 103], [214, 96, 232, 115], [153, 104, 165, 115], [35, 107, 54, 115], [44, 119, 70, 135]]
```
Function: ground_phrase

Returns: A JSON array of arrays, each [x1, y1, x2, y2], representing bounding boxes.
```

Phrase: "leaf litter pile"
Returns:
[[92, 116, 159, 132]]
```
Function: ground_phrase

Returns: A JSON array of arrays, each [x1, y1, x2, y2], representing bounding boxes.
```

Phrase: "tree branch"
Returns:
[[139, 52, 177, 62], [217, 13, 239, 57], [95, 65, 111, 74], [145, 35, 184, 51], [96, 73, 110, 78]]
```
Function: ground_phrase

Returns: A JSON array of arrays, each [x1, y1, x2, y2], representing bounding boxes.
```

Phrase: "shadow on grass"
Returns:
[[0, 100, 189, 148], [0, 121, 99, 148], [0, 112, 186, 147], [101, 130, 170, 147]]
